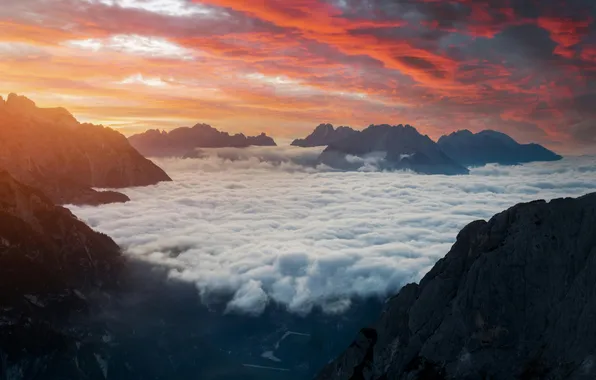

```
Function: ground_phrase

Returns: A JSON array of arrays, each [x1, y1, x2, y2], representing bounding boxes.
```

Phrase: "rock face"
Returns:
[[317, 192, 596, 380], [0, 170, 122, 299], [319, 124, 469, 175], [291, 124, 358, 147], [0, 170, 123, 378], [0, 93, 171, 206], [437, 129, 562, 167], [128, 123, 277, 157]]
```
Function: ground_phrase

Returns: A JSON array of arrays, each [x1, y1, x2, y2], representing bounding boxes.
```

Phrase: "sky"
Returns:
[[1, 0, 596, 153]]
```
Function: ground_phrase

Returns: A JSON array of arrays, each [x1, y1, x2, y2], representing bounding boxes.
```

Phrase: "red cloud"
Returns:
[[538, 16, 592, 57]]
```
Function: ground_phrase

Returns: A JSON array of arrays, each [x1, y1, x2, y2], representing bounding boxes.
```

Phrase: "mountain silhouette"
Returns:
[[319, 124, 469, 175], [438, 129, 562, 166], [129, 124, 277, 157], [0, 93, 171, 205], [291, 124, 358, 147], [318, 193, 596, 380]]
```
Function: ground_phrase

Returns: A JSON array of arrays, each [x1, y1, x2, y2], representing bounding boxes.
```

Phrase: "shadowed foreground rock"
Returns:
[[0, 171, 123, 378], [317, 192, 596, 380]]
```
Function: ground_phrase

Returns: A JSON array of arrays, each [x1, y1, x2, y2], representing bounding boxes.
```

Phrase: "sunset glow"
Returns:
[[1, 0, 595, 152]]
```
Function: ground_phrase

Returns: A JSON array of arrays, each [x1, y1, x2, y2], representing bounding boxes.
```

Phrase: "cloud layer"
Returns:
[[68, 148, 596, 315], [2, 0, 596, 152]]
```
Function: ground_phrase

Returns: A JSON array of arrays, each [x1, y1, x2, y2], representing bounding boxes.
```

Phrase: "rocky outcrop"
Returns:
[[437, 129, 562, 167], [319, 124, 469, 175], [128, 124, 277, 157], [0, 93, 171, 206], [0, 170, 123, 378], [317, 192, 596, 380], [291, 124, 358, 147], [0, 170, 122, 300]]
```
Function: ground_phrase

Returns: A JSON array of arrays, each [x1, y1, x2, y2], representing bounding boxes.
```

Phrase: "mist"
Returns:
[[69, 147, 596, 315]]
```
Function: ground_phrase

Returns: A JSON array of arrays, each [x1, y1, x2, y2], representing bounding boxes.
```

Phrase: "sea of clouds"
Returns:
[[69, 147, 596, 315]]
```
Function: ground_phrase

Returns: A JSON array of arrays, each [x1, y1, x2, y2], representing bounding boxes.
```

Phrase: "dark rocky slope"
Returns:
[[317, 192, 596, 380], [128, 123, 277, 157], [0, 171, 381, 380], [319, 124, 469, 175], [0, 170, 123, 378], [291, 124, 358, 147], [0, 94, 171, 206], [437, 129, 562, 167], [0, 170, 122, 297]]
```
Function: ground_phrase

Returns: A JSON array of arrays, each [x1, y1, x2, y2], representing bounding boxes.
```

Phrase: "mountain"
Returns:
[[291, 123, 358, 147], [128, 124, 277, 157], [317, 192, 596, 380], [437, 129, 563, 166], [319, 124, 469, 175], [0, 170, 124, 378], [0, 93, 171, 205], [0, 170, 122, 299]]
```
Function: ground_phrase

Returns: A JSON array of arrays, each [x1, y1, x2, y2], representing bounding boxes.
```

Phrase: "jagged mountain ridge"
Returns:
[[0, 93, 171, 206], [291, 123, 358, 147], [292, 124, 562, 171], [319, 124, 470, 175], [317, 192, 596, 380], [128, 123, 277, 157], [437, 129, 562, 166]]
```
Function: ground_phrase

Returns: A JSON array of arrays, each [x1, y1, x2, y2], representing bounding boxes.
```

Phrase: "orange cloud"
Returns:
[[0, 0, 594, 151]]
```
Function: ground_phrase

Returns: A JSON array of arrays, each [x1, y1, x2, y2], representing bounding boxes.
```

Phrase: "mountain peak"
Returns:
[[437, 129, 561, 166], [315, 123, 334, 131], [6, 93, 37, 112], [320, 124, 469, 175], [0, 94, 172, 205], [291, 124, 357, 147]]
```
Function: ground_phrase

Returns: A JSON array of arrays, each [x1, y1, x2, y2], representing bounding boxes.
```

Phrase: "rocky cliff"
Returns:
[[0, 169, 122, 300], [128, 123, 277, 157], [319, 124, 469, 175], [291, 124, 358, 147], [0, 93, 171, 206], [317, 192, 596, 380], [437, 130, 562, 167], [0, 170, 123, 378]]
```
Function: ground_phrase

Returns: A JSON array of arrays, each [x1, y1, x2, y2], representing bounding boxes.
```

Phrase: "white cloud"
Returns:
[[66, 35, 195, 60], [69, 150, 596, 315], [119, 73, 169, 87], [0, 42, 49, 61], [82, 0, 217, 17]]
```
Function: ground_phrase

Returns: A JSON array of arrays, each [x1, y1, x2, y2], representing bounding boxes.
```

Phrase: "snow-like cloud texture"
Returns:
[[69, 148, 596, 315]]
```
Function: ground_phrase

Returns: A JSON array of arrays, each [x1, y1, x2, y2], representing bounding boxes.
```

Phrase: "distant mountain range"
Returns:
[[0, 94, 171, 205], [320, 124, 470, 175], [128, 124, 277, 157], [293, 123, 562, 174], [437, 129, 562, 166], [318, 192, 596, 380]]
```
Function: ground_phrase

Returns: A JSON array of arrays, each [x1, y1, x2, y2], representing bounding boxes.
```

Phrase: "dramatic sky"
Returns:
[[1, 0, 596, 152]]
